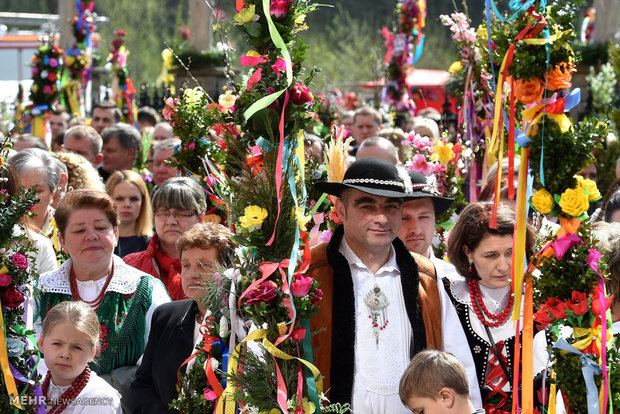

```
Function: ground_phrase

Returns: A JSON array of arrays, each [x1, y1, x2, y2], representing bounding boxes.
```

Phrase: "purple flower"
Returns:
[[11, 254, 28, 270]]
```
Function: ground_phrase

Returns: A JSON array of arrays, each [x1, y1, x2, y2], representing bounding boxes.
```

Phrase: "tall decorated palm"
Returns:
[[162, 1, 348, 412]]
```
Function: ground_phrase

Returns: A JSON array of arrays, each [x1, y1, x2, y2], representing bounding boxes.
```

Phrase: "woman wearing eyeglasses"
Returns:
[[124, 177, 206, 300]]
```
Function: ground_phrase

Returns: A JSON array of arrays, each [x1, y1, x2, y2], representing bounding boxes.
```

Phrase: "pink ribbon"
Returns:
[[266, 89, 290, 246], [551, 233, 582, 260]]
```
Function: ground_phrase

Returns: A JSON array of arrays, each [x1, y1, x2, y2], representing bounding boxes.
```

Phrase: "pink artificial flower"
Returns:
[[290, 274, 313, 297], [116, 51, 127, 68], [42, 85, 52, 95], [245, 280, 278, 305], [0, 274, 12, 287], [162, 97, 177, 121], [311, 288, 323, 305], [291, 82, 313, 105], [271, 58, 288, 77], [11, 254, 28, 269], [31, 67, 38, 77], [48, 58, 59, 68], [270, 0, 291, 18], [410, 153, 432, 174], [412, 135, 432, 151], [247, 68, 262, 91], [240, 54, 267, 66], [184, 142, 196, 150], [319, 229, 333, 244]]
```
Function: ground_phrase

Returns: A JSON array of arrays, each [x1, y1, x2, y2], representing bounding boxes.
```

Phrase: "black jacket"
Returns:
[[129, 299, 197, 413]]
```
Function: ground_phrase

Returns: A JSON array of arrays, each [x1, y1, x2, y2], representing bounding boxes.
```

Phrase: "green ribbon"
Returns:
[[243, 0, 294, 121], [12, 324, 41, 396]]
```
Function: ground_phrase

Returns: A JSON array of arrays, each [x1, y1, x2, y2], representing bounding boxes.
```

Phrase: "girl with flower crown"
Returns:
[[37, 300, 121, 413], [444, 202, 537, 413]]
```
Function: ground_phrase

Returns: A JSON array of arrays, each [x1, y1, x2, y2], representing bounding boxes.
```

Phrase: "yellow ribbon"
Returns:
[[0, 301, 22, 409], [522, 104, 573, 137], [512, 148, 529, 320], [548, 370, 557, 414], [521, 29, 572, 45], [573, 325, 611, 353], [65, 81, 82, 118], [217, 328, 323, 414]]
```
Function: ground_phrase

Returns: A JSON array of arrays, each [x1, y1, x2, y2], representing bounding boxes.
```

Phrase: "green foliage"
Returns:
[[550, 349, 594, 413], [532, 225, 600, 304], [528, 117, 605, 196], [595, 139, 620, 197]]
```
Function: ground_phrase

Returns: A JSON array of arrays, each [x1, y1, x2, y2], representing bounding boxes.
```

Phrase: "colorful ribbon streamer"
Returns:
[[0, 303, 22, 409], [552, 338, 602, 414]]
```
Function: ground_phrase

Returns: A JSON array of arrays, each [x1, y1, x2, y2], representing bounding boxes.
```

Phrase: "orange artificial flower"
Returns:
[[545, 63, 575, 91], [511, 76, 545, 105]]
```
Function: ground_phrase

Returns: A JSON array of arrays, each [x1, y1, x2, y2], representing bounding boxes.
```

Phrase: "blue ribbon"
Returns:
[[410, 33, 425, 65], [563, 88, 581, 112], [553, 338, 602, 414]]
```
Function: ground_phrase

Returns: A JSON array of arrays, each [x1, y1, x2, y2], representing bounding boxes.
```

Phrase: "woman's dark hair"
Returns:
[[447, 202, 535, 279], [604, 190, 620, 223]]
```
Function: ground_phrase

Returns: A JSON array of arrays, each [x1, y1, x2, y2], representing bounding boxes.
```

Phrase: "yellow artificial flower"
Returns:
[[558, 187, 589, 217], [293, 14, 308, 33], [234, 4, 256, 24], [0, 265, 7, 274], [431, 141, 454, 165], [448, 61, 463, 73], [239, 205, 268, 231], [302, 398, 316, 414], [580, 178, 601, 201], [531, 188, 554, 214], [218, 90, 238, 110], [293, 207, 311, 231], [476, 25, 488, 43], [183, 87, 205, 106]]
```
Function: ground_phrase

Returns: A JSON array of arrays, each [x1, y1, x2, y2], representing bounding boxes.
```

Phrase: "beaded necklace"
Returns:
[[42, 366, 91, 414], [69, 266, 114, 311], [468, 279, 513, 327]]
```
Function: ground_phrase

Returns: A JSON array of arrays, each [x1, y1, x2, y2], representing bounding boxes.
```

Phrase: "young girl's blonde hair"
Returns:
[[42, 301, 101, 351]]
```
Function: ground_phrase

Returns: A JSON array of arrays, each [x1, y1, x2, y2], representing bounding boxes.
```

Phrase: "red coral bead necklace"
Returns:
[[468, 279, 513, 327]]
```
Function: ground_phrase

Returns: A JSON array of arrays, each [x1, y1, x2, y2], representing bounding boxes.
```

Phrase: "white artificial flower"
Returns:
[[219, 315, 229, 337]]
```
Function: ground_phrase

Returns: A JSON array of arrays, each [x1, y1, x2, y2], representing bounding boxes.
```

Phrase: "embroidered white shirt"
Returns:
[[340, 239, 412, 414], [46, 370, 122, 413]]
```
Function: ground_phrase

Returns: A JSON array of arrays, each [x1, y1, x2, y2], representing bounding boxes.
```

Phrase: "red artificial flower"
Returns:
[[207, 102, 225, 112], [311, 288, 323, 305], [533, 307, 554, 329], [245, 281, 278, 305], [590, 285, 613, 317], [11, 253, 29, 270], [114, 29, 127, 37], [291, 82, 313, 106], [1, 287, 24, 308], [212, 122, 240, 137], [270, 0, 291, 18], [217, 139, 228, 151], [566, 290, 589, 316], [546, 297, 568, 319]]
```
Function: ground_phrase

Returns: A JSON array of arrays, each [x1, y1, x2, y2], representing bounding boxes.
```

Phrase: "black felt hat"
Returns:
[[405, 170, 454, 216], [315, 157, 408, 199]]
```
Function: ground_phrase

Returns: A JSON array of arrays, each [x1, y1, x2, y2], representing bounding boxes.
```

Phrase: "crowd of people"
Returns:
[[3, 101, 620, 414]]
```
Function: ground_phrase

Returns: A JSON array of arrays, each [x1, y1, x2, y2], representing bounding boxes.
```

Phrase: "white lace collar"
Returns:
[[38, 255, 148, 295], [449, 278, 511, 314]]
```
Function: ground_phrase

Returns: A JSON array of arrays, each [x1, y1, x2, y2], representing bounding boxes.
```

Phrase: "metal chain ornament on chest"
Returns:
[[364, 284, 390, 348]]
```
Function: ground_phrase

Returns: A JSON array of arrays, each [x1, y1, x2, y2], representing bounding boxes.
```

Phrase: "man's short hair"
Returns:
[[353, 106, 381, 127], [13, 134, 47, 151], [100, 123, 141, 160], [51, 106, 70, 120], [137, 106, 160, 126], [93, 101, 122, 122], [65, 125, 103, 154], [152, 138, 181, 157], [399, 350, 469, 404], [356, 136, 399, 164]]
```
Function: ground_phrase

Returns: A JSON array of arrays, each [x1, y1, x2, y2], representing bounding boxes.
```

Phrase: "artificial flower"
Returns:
[[448, 61, 463, 73], [245, 280, 278, 305], [409, 153, 432, 175], [183, 87, 205, 106], [590, 285, 613, 317], [239, 205, 268, 231], [203, 214, 222, 224], [430, 141, 454, 165], [234, 4, 256, 24], [271, 57, 288, 77], [311, 287, 323, 305], [511, 76, 544, 105], [565, 290, 588, 316], [0, 274, 12, 287], [546, 297, 568, 319], [533, 306, 554, 329], [293, 206, 311, 231], [301, 398, 316, 414], [579, 178, 601, 201], [6, 337, 24, 358], [573, 319, 611, 357], [240, 50, 268, 66], [218, 90, 238, 110], [2, 287, 24, 308], [558, 187, 589, 217], [291, 82, 313, 105], [531, 188, 554, 214], [551, 233, 582, 259], [270, 0, 291, 18], [545, 63, 574, 91], [290, 273, 313, 297], [11, 253, 28, 270]]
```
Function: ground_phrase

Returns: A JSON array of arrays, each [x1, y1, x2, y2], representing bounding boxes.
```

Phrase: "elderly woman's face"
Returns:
[[180, 246, 219, 301], [18, 168, 55, 224], [59, 208, 118, 266]]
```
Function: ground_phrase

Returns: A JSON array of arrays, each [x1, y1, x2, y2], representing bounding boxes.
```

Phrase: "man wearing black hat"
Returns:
[[306, 157, 442, 413], [399, 170, 483, 407]]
